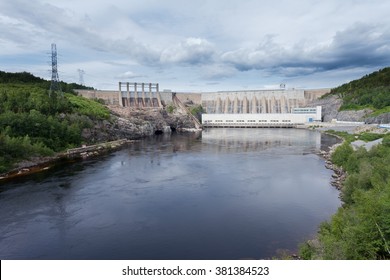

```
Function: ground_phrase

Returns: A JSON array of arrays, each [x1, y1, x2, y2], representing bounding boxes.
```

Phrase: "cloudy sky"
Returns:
[[1, 0, 389, 91]]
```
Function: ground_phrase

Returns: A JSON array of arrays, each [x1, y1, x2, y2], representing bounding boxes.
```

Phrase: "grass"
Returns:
[[325, 130, 386, 143], [367, 106, 390, 117], [66, 93, 110, 120]]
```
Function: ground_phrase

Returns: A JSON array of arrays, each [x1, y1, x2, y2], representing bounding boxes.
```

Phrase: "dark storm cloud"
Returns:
[[1, 0, 390, 90], [221, 23, 390, 77]]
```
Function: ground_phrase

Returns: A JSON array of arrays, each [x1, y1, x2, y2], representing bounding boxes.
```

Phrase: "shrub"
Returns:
[[166, 104, 176, 114], [66, 93, 110, 120], [382, 134, 390, 147], [331, 142, 354, 168], [306, 141, 390, 259], [358, 133, 383, 142]]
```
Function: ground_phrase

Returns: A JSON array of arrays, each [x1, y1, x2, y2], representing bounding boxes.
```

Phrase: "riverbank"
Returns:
[[317, 132, 346, 190], [0, 103, 201, 180], [315, 122, 389, 189], [300, 124, 390, 259], [0, 139, 134, 180], [0, 128, 339, 260], [302, 152, 390, 259]]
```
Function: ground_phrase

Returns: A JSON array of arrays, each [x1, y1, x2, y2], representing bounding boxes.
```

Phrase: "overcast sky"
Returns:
[[1, 0, 389, 91]]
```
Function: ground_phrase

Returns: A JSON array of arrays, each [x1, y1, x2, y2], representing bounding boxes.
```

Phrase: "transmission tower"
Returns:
[[78, 69, 85, 86], [50, 43, 62, 96]]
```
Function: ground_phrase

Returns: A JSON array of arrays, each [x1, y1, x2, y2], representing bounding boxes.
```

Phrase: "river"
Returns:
[[0, 128, 340, 259]]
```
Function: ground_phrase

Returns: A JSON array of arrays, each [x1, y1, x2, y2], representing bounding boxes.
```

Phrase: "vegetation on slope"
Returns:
[[300, 134, 390, 259], [324, 130, 384, 143], [0, 70, 94, 92], [325, 67, 390, 112], [0, 71, 109, 173]]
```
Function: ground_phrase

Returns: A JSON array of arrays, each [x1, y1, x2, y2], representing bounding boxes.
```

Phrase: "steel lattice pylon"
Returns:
[[50, 43, 62, 96], [78, 68, 85, 86]]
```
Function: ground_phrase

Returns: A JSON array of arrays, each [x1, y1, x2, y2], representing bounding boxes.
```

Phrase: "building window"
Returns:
[[292, 108, 317, 114]]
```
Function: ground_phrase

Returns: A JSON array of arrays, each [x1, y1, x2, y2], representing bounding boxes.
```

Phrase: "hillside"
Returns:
[[0, 71, 197, 175], [300, 132, 390, 260], [328, 67, 390, 112], [0, 71, 110, 173], [0, 71, 94, 92]]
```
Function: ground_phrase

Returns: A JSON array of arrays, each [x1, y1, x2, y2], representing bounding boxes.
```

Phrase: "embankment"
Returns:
[[1, 106, 199, 180], [318, 133, 346, 190], [0, 139, 133, 180]]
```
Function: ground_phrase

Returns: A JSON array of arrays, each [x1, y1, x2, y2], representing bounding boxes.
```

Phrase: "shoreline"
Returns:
[[0, 139, 134, 181], [318, 131, 346, 190], [0, 125, 363, 184]]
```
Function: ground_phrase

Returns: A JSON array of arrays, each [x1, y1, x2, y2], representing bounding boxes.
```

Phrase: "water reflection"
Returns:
[[0, 129, 340, 260], [202, 128, 321, 154]]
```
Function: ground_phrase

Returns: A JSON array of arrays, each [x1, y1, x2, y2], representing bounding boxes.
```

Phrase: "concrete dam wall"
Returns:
[[201, 89, 328, 114], [76, 86, 329, 115]]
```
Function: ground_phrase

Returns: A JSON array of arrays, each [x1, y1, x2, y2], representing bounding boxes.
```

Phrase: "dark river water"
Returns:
[[0, 128, 341, 260]]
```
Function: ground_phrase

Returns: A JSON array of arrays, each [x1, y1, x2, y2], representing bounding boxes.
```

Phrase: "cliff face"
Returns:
[[307, 95, 380, 123], [307, 95, 342, 122], [365, 113, 390, 124], [81, 106, 197, 143]]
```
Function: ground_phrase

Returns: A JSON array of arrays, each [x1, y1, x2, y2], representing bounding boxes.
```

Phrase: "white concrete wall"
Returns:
[[160, 91, 173, 104], [201, 89, 308, 114], [202, 107, 321, 126], [201, 89, 305, 101]]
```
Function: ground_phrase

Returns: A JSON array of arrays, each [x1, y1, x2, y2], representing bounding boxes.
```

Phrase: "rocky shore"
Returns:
[[0, 106, 200, 180], [307, 94, 390, 124], [0, 139, 134, 180], [80, 106, 200, 143], [319, 141, 346, 190], [317, 129, 347, 190]]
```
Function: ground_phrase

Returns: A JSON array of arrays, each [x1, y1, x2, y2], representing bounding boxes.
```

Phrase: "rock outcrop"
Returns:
[[307, 95, 342, 122], [336, 109, 373, 122], [365, 112, 390, 124], [81, 106, 198, 143], [307, 95, 375, 123]]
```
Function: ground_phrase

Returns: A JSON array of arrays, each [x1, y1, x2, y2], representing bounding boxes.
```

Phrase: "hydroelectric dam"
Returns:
[[76, 84, 329, 128], [200, 88, 326, 127]]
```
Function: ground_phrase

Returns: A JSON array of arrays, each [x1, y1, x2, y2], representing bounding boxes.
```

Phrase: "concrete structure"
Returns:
[[118, 82, 167, 108], [76, 83, 173, 108], [201, 89, 328, 114], [202, 106, 322, 127], [200, 88, 327, 128], [76, 86, 329, 128], [77, 87, 329, 111], [175, 92, 202, 105], [75, 89, 121, 105]]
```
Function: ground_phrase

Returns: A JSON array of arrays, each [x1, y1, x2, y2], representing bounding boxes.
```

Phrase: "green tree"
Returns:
[[331, 142, 354, 167]]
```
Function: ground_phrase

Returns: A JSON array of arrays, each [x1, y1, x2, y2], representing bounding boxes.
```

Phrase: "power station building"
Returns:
[[202, 106, 321, 127], [201, 89, 324, 127]]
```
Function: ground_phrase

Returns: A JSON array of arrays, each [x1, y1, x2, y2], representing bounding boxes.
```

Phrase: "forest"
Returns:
[[299, 67, 390, 259], [300, 133, 390, 259], [0, 71, 109, 173], [327, 67, 390, 112]]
